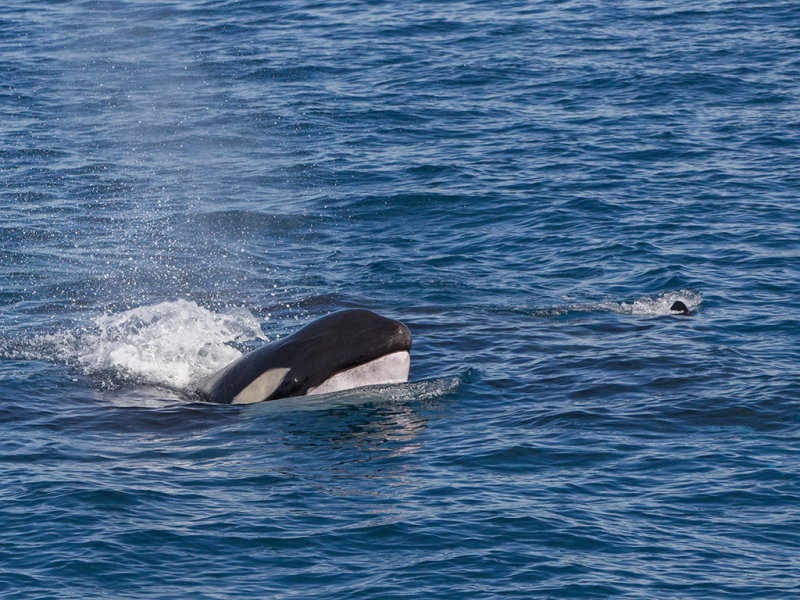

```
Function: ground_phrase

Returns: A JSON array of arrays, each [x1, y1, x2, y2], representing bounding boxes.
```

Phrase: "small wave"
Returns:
[[241, 376, 462, 415], [6, 300, 266, 390]]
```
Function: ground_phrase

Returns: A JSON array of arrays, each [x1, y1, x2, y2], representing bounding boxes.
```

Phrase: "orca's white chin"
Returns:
[[306, 351, 410, 396]]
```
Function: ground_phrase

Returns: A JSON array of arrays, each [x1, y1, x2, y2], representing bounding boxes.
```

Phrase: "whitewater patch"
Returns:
[[525, 289, 702, 318], [614, 289, 702, 316], [7, 300, 266, 390]]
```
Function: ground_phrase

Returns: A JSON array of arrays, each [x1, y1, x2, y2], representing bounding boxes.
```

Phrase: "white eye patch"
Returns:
[[232, 367, 290, 404]]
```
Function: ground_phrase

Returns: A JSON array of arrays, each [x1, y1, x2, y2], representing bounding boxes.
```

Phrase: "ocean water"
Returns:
[[2, 0, 799, 598]]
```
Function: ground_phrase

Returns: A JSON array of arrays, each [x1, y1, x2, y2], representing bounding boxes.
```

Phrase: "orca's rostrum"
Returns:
[[193, 309, 412, 404]]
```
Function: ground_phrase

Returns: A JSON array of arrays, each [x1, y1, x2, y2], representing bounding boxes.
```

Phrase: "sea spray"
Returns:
[[7, 300, 266, 390]]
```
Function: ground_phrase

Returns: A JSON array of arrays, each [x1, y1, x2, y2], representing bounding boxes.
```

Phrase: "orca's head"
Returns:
[[271, 309, 412, 399], [670, 301, 691, 316], [196, 309, 412, 404]]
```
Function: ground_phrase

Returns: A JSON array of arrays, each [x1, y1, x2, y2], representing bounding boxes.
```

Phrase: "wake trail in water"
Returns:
[[527, 289, 702, 318]]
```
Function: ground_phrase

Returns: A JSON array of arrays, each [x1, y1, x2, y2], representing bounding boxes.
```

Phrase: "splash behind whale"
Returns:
[[193, 309, 411, 404]]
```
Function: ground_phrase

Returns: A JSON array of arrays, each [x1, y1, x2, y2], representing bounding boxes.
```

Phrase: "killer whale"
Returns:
[[670, 300, 690, 315], [193, 309, 411, 404]]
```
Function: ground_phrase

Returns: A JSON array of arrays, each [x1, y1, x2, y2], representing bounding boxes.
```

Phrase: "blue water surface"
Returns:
[[2, 1, 800, 598]]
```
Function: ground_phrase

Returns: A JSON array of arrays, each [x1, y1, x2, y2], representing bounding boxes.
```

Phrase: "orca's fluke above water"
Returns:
[[670, 300, 690, 315], [193, 309, 411, 404]]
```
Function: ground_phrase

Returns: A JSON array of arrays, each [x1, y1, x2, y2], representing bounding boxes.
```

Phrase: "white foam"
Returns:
[[616, 289, 702, 316], [529, 289, 702, 318], [28, 300, 266, 390]]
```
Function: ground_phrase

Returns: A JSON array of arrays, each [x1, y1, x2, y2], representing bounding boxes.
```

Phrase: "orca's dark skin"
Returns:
[[193, 309, 411, 404], [670, 300, 690, 315]]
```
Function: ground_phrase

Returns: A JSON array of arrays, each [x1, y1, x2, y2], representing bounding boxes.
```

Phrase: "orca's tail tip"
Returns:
[[670, 300, 691, 316]]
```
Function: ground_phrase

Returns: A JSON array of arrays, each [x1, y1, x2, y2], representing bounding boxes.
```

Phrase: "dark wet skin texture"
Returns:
[[670, 301, 691, 316]]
